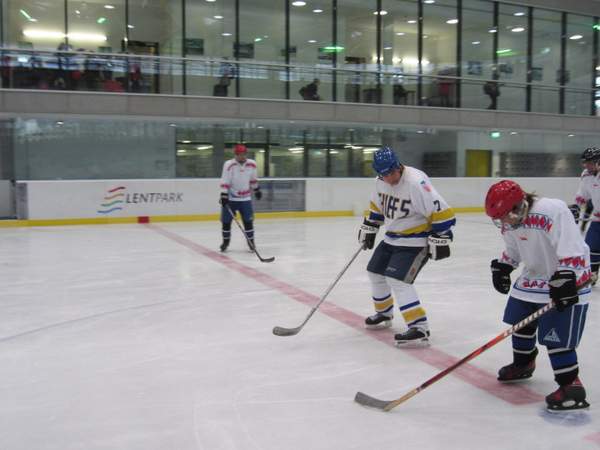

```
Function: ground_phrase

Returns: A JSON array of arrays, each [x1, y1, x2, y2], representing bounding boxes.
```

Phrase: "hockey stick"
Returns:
[[355, 301, 555, 411], [226, 205, 275, 263], [273, 245, 363, 336]]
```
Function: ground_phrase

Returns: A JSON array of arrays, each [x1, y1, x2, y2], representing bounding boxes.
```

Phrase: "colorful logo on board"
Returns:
[[98, 186, 126, 214]]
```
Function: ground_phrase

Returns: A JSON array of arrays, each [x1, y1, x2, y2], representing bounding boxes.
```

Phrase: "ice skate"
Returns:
[[497, 349, 537, 382], [220, 239, 230, 252], [365, 313, 392, 329], [546, 377, 590, 412], [394, 327, 430, 347], [247, 238, 256, 253]]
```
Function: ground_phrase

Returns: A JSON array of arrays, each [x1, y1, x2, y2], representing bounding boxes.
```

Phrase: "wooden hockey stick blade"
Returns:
[[258, 255, 275, 263], [272, 325, 301, 336], [354, 392, 395, 411]]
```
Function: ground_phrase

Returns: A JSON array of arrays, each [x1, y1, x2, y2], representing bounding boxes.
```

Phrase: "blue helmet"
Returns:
[[372, 147, 401, 176]]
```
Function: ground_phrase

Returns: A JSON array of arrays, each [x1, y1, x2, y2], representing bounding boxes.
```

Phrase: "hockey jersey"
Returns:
[[498, 197, 592, 304], [574, 169, 600, 222], [367, 166, 456, 247], [219, 158, 259, 201]]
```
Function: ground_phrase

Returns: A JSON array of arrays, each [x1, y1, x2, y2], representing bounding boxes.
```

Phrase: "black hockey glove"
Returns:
[[358, 219, 379, 250], [568, 204, 580, 223], [549, 270, 579, 312], [219, 192, 229, 206], [490, 259, 514, 294], [254, 188, 262, 200], [428, 231, 452, 260]]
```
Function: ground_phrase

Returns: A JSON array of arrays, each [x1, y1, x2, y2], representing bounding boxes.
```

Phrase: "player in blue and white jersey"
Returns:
[[357, 147, 456, 346], [486, 180, 591, 412]]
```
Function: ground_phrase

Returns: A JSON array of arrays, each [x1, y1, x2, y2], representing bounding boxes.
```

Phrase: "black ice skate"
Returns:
[[247, 238, 256, 252], [365, 313, 392, 329], [220, 239, 230, 252], [546, 377, 590, 412], [394, 327, 430, 346], [497, 350, 537, 382]]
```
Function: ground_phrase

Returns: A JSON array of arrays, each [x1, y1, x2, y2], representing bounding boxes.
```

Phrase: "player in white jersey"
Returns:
[[571, 147, 600, 284], [485, 180, 591, 412], [357, 147, 456, 345], [219, 144, 262, 252]]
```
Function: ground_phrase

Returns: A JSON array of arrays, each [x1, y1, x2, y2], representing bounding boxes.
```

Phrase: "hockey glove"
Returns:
[[358, 219, 379, 250], [428, 232, 452, 260], [549, 270, 579, 312], [568, 204, 580, 223], [491, 259, 514, 294], [219, 192, 229, 206], [254, 188, 262, 200]]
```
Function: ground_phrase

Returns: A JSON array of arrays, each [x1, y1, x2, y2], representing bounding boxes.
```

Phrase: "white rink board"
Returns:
[[16, 177, 581, 220]]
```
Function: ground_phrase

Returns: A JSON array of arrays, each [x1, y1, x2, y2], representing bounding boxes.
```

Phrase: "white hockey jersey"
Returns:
[[219, 158, 259, 201], [367, 166, 456, 247], [498, 197, 592, 304], [574, 169, 600, 222]]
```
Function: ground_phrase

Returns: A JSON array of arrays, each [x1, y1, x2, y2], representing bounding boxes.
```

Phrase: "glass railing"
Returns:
[[0, 48, 596, 116]]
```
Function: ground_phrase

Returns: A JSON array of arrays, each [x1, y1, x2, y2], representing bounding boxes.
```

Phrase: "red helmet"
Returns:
[[234, 144, 247, 155], [485, 180, 525, 220]]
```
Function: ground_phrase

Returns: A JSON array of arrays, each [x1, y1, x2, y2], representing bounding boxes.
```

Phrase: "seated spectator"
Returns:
[[299, 78, 321, 100]]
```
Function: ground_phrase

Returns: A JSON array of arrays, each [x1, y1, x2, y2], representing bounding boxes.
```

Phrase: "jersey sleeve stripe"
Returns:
[[369, 201, 382, 213]]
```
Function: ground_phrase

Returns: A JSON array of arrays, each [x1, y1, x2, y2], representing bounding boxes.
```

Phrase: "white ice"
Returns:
[[0, 214, 598, 450]]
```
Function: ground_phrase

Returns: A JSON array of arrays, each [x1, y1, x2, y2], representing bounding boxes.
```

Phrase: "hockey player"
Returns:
[[485, 180, 591, 412], [571, 147, 600, 284], [358, 147, 456, 345], [219, 144, 262, 252]]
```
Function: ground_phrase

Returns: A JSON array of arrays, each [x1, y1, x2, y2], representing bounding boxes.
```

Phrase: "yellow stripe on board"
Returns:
[[0, 208, 485, 228]]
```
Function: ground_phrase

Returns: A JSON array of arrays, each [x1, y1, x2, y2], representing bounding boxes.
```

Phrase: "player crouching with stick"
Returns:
[[358, 147, 456, 346], [485, 180, 591, 412]]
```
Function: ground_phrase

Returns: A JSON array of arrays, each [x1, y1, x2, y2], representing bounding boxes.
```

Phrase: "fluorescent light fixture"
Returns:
[[514, 11, 525, 16], [97, 17, 107, 24], [75, 10, 81, 14], [384, 46, 392, 50], [330, 150, 339, 154], [23, 29, 63, 39], [127, 24, 135, 29], [510, 131, 518, 135], [308, 39, 317, 43], [417, 130, 424, 134], [104, 4, 115, 9], [19, 9, 33, 20], [222, 32, 232, 36], [570, 34, 583, 40], [490, 131, 501, 139], [407, 19, 417, 24], [258, 150, 265, 153], [472, 41, 481, 45], [496, 48, 512, 54], [177, 149, 187, 154], [254, 37, 262, 42], [313, 9, 323, 13], [206, 0, 216, 2], [511, 27, 525, 32], [568, 134, 575, 137], [196, 145, 212, 150], [292, 0, 306, 5], [214, 15, 223, 19], [423, 35, 428, 39], [489, 28, 497, 33], [396, 32, 405, 36], [446, 19, 459, 24], [69, 32, 107, 41], [373, 10, 388, 15], [181, 140, 191, 143], [288, 147, 304, 151], [424, 0, 435, 3]]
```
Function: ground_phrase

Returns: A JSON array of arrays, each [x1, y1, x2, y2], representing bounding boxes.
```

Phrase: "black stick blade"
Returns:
[[260, 256, 275, 263], [272, 325, 300, 336], [354, 392, 393, 411]]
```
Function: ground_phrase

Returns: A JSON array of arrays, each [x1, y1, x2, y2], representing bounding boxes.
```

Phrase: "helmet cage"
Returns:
[[492, 198, 529, 230]]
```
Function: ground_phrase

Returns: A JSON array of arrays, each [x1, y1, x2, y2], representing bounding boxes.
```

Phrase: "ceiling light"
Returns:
[[511, 27, 525, 32], [423, 35, 428, 39], [97, 17, 107, 23], [446, 19, 459, 24], [196, 145, 212, 150], [396, 32, 405, 36], [570, 34, 583, 40], [373, 10, 388, 15], [514, 11, 525, 16], [510, 131, 518, 135], [424, 0, 435, 3], [75, 10, 80, 14], [472, 41, 480, 45], [104, 4, 115, 9], [181, 140, 191, 143], [417, 130, 424, 134], [384, 46, 392, 50], [313, 8, 323, 13], [127, 24, 135, 29], [222, 32, 232, 36], [206, 0, 216, 2], [214, 15, 223, 19], [69, 32, 108, 41], [488, 28, 497, 33], [568, 134, 575, 137], [292, 1, 306, 6], [254, 37, 262, 42], [407, 19, 417, 24], [23, 29, 108, 42], [308, 39, 317, 43], [169, 123, 177, 127]]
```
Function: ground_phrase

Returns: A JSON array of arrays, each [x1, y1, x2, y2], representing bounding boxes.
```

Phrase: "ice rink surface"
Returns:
[[1, 213, 598, 450]]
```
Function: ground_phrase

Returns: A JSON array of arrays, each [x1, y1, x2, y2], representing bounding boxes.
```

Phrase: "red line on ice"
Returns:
[[150, 224, 543, 406]]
